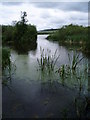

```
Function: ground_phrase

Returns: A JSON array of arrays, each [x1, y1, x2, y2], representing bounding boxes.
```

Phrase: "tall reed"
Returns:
[[68, 51, 84, 70], [37, 47, 60, 73]]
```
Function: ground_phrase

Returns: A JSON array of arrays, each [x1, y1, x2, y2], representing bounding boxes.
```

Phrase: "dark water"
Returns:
[[2, 35, 90, 118]]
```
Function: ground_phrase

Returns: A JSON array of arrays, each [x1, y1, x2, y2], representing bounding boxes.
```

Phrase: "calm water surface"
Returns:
[[10, 35, 89, 94], [3, 35, 90, 118]]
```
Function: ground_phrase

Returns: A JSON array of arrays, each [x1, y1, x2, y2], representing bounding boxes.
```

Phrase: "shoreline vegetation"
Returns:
[[46, 24, 90, 54], [2, 11, 37, 54], [2, 11, 37, 83]]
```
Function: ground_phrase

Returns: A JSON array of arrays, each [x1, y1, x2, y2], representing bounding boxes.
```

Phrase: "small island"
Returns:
[[2, 11, 37, 54]]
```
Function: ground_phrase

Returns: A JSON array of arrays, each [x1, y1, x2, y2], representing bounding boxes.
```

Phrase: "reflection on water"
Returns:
[[14, 40, 37, 55], [10, 35, 89, 95]]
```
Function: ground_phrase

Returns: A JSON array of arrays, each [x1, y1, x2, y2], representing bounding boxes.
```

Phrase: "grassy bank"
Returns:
[[47, 24, 90, 54]]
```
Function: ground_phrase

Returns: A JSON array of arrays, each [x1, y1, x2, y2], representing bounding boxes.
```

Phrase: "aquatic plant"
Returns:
[[84, 96, 90, 113], [61, 108, 69, 119], [56, 51, 84, 79], [74, 96, 87, 118], [68, 51, 84, 70], [37, 48, 87, 95], [2, 48, 16, 85], [2, 48, 11, 71], [37, 47, 60, 73], [55, 51, 85, 89], [56, 64, 70, 77], [56, 64, 71, 86]]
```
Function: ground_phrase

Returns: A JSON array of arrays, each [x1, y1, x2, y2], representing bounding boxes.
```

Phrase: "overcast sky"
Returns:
[[0, 2, 88, 30]]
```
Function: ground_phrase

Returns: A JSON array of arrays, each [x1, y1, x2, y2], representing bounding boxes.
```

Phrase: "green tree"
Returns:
[[14, 11, 37, 53], [21, 11, 28, 25]]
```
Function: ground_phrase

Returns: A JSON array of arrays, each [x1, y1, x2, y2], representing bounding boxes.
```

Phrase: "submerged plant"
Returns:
[[57, 64, 70, 77], [56, 64, 70, 86], [74, 96, 87, 118], [61, 108, 69, 119]]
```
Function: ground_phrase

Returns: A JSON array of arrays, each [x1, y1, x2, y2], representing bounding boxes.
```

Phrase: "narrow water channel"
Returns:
[[3, 35, 89, 118], [10, 35, 88, 93]]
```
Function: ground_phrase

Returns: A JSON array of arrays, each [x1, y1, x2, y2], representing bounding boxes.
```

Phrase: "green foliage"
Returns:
[[14, 24, 37, 53], [2, 48, 11, 85], [2, 11, 37, 53], [2, 48, 16, 85], [21, 11, 28, 25], [47, 24, 88, 42], [57, 65, 66, 78], [37, 48, 60, 73], [68, 51, 84, 70], [13, 12, 37, 53], [2, 48, 11, 71], [2, 25, 15, 46], [47, 24, 90, 54]]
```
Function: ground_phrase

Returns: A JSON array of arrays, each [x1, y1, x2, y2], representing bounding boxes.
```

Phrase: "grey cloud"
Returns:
[[70, 16, 87, 21], [2, 2, 22, 6], [0, 2, 88, 30], [40, 12, 51, 19], [50, 18, 65, 25], [32, 2, 88, 13]]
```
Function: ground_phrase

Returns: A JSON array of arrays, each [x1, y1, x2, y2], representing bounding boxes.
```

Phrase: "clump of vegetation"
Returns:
[[2, 48, 11, 71], [37, 49, 85, 89], [2, 48, 11, 85], [56, 51, 84, 80], [14, 12, 37, 53], [56, 64, 70, 77], [47, 24, 90, 54], [2, 25, 15, 46], [68, 51, 84, 70], [2, 11, 37, 53], [47, 24, 88, 42], [37, 47, 60, 73], [2, 48, 16, 85]]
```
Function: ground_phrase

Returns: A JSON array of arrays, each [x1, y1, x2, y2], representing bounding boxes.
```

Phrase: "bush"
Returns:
[[47, 24, 88, 43], [13, 12, 37, 53], [47, 24, 89, 53], [2, 11, 37, 53], [2, 25, 15, 46]]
